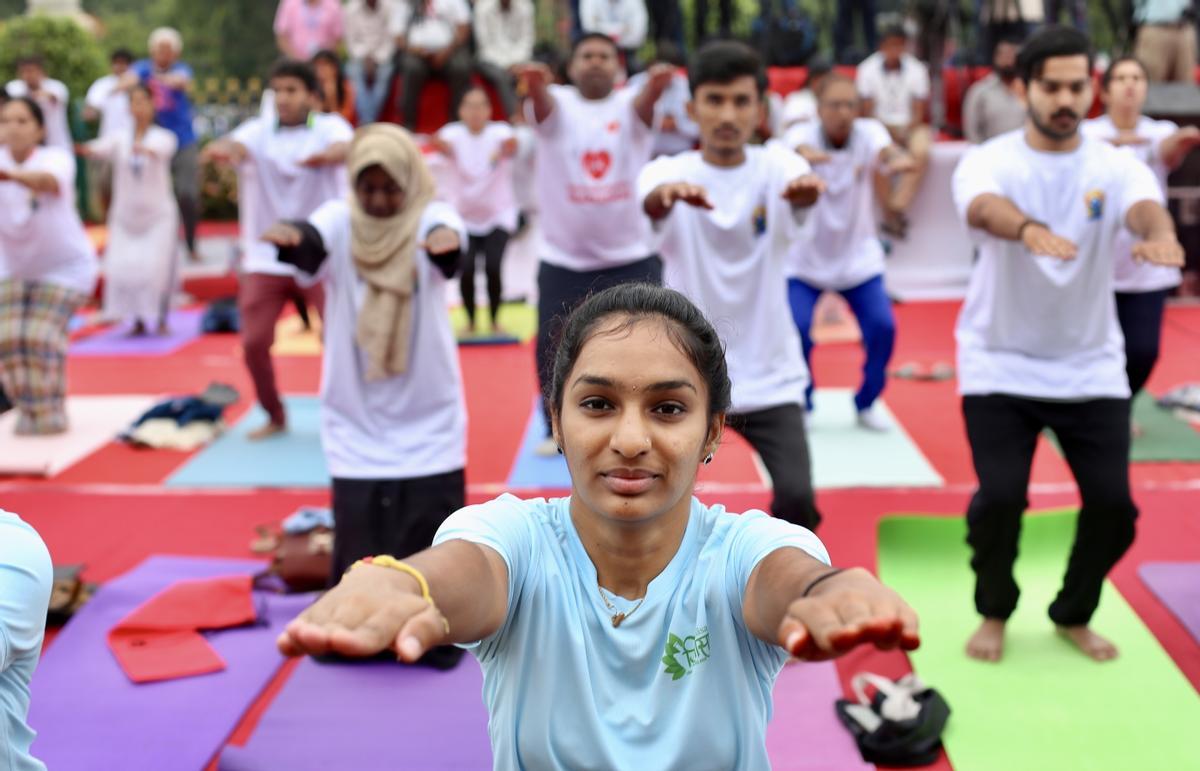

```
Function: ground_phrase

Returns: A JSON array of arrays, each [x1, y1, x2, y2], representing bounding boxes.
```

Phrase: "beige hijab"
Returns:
[[348, 124, 435, 381]]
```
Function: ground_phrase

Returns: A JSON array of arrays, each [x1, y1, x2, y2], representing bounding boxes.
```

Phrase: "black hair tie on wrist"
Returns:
[[802, 568, 847, 598]]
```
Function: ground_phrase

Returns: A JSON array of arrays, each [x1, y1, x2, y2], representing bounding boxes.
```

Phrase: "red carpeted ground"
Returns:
[[4, 297, 1198, 770]]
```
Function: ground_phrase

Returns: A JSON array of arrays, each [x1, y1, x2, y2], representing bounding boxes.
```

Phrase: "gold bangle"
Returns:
[[351, 555, 450, 636]]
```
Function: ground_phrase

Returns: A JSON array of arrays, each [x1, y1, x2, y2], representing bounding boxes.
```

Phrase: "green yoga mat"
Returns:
[[449, 302, 537, 343], [1130, 393, 1200, 462], [878, 512, 1200, 771], [1046, 394, 1200, 463]]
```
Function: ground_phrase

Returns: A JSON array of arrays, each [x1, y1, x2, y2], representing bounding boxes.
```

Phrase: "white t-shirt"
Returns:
[[785, 118, 891, 289], [952, 131, 1164, 400], [638, 144, 812, 413], [529, 84, 654, 271], [391, 0, 471, 52], [0, 146, 98, 295], [436, 121, 518, 235], [0, 511, 52, 771], [434, 495, 828, 771], [780, 89, 817, 132], [626, 70, 698, 157], [855, 53, 929, 129], [231, 113, 354, 276], [5, 79, 72, 152], [84, 74, 132, 141], [307, 199, 468, 479], [1080, 115, 1183, 293]]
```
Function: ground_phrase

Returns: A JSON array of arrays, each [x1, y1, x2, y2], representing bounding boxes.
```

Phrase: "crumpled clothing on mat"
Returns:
[[835, 672, 950, 767], [1157, 384, 1200, 415], [120, 383, 239, 450], [107, 574, 260, 683], [281, 506, 334, 535]]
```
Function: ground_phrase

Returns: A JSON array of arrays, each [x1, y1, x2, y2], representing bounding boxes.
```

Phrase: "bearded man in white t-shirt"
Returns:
[[515, 34, 674, 455], [951, 26, 1184, 664], [637, 41, 826, 530]]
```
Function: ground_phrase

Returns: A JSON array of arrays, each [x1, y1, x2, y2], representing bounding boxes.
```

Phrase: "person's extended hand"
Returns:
[[777, 567, 920, 660], [423, 225, 461, 255], [653, 182, 715, 212], [883, 152, 917, 175], [1131, 239, 1185, 267], [1021, 222, 1077, 260], [277, 564, 449, 661], [260, 222, 304, 248], [1108, 132, 1151, 147], [200, 141, 246, 166], [498, 136, 519, 158], [514, 62, 553, 91], [0, 169, 10, 182], [794, 144, 830, 165], [300, 148, 338, 167], [428, 135, 455, 159], [645, 62, 676, 95], [782, 173, 825, 207]]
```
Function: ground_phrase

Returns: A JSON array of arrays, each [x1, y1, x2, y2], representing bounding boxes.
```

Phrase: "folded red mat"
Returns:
[[106, 574, 257, 683]]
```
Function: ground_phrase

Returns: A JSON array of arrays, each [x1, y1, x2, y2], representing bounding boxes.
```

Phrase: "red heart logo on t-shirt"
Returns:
[[581, 150, 612, 180]]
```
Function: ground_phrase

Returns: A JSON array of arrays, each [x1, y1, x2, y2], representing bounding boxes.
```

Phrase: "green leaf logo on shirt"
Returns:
[[662, 628, 711, 681]]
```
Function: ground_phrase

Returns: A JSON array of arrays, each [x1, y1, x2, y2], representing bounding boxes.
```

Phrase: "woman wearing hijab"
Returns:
[[262, 123, 468, 667]]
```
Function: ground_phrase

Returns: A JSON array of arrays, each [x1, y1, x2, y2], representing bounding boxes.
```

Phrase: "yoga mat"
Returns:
[[766, 661, 875, 770], [71, 308, 206, 357], [0, 395, 156, 476], [506, 390, 943, 490], [806, 390, 943, 489], [28, 556, 314, 771], [271, 313, 323, 357], [1139, 562, 1200, 645], [1132, 393, 1200, 462], [877, 512, 1200, 771], [218, 656, 492, 770], [450, 302, 537, 344], [167, 396, 328, 488]]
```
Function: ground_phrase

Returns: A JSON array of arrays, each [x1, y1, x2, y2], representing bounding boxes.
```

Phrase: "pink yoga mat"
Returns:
[[766, 661, 875, 770], [220, 656, 872, 769], [71, 308, 205, 356], [28, 556, 314, 770], [1138, 562, 1200, 645]]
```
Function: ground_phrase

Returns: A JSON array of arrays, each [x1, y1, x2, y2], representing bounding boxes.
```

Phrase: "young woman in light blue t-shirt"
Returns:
[[279, 283, 920, 769]]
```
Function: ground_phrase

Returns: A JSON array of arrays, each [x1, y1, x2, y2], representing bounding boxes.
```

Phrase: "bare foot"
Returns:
[[966, 618, 1006, 662], [127, 320, 148, 338], [247, 422, 286, 441], [1057, 625, 1119, 661]]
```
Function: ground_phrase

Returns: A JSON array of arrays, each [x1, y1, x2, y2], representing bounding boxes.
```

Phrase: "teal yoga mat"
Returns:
[[167, 397, 327, 488], [877, 512, 1200, 771]]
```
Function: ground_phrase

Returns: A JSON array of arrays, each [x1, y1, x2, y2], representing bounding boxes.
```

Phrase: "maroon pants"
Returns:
[[238, 272, 324, 426]]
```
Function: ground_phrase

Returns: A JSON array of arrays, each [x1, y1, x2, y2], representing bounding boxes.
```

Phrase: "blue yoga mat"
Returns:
[[28, 556, 313, 771], [506, 398, 571, 489], [167, 397, 328, 488]]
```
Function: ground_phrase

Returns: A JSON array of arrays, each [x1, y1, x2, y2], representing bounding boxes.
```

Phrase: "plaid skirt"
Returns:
[[0, 278, 87, 434]]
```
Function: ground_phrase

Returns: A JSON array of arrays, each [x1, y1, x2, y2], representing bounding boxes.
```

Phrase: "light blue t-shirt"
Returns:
[[0, 511, 52, 771], [433, 495, 830, 771]]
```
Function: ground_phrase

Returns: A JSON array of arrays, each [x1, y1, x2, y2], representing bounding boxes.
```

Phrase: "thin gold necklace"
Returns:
[[598, 585, 645, 628]]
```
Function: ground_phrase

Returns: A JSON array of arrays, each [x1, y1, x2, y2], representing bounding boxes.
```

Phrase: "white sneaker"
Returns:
[[856, 407, 890, 432], [535, 437, 560, 457]]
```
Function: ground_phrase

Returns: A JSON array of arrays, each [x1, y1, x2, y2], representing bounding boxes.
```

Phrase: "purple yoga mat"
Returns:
[[766, 661, 875, 770], [29, 556, 314, 771], [71, 308, 205, 356], [218, 655, 491, 770], [1139, 562, 1200, 645], [220, 656, 870, 769]]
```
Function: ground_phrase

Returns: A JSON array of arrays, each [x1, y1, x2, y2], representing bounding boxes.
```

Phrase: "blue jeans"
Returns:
[[788, 274, 896, 412], [346, 58, 394, 125]]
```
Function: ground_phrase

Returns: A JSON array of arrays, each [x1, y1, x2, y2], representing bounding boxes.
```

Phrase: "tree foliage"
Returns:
[[0, 15, 106, 101]]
